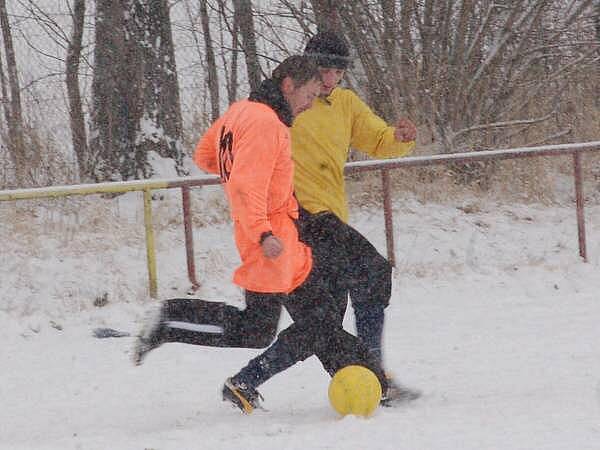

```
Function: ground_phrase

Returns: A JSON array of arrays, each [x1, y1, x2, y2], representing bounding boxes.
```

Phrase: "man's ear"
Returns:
[[280, 76, 295, 95]]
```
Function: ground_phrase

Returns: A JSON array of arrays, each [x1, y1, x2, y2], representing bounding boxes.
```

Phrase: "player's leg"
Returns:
[[132, 293, 281, 365], [222, 264, 387, 413], [297, 209, 390, 363], [297, 210, 419, 403]]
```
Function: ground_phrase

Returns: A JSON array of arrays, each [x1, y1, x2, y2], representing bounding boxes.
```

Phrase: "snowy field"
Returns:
[[2, 183, 600, 450]]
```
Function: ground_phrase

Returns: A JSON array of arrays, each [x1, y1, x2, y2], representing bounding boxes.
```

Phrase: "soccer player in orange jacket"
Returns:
[[133, 56, 386, 413]]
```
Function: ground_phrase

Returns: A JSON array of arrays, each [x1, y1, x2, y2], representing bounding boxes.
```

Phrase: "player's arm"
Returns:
[[348, 90, 416, 159], [227, 121, 282, 258], [194, 121, 220, 175]]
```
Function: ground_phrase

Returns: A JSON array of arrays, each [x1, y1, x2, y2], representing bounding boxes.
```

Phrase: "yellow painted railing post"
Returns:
[[143, 189, 158, 298]]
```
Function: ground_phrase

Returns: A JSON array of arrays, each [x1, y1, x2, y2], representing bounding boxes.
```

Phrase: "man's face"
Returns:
[[318, 67, 345, 96], [283, 77, 322, 117]]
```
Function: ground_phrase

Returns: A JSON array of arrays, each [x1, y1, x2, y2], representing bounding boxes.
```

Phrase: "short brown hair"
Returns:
[[271, 55, 320, 86]]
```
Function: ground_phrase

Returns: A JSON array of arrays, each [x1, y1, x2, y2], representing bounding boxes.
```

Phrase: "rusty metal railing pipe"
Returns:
[[573, 152, 587, 261], [181, 186, 200, 291], [381, 169, 396, 266], [344, 141, 600, 174]]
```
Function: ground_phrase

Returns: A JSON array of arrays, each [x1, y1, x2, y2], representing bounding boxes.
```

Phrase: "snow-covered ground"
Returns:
[[2, 183, 600, 450]]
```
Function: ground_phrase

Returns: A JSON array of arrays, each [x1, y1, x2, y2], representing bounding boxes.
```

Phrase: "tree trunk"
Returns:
[[219, 0, 239, 104], [199, 0, 220, 121], [338, 5, 394, 121], [594, 0, 600, 108], [232, 0, 261, 91], [230, 9, 239, 104], [66, 0, 89, 181], [0, 0, 27, 185], [139, 0, 185, 175], [399, 0, 418, 120], [0, 43, 13, 171], [380, 0, 403, 118], [309, 0, 341, 32], [596, 0, 600, 40], [90, 0, 184, 182], [90, 0, 145, 181]]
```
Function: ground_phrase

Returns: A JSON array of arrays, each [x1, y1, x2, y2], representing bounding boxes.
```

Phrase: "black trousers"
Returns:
[[158, 209, 391, 350], [296, 208, 392, 311], [232, 265, 387, 389], [154, 248, 386, 388], [160, 292, 282, 348]]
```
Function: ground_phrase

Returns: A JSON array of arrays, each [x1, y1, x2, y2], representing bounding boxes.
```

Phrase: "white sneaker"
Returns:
[[132, 305, 165, 366]]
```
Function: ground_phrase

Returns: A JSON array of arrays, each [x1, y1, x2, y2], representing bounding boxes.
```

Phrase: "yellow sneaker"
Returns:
[[381, 375, 421, 406], [222, 378, 264, 414]]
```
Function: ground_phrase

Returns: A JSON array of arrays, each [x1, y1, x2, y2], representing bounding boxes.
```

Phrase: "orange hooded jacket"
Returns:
[[194, 99, 312, 294]]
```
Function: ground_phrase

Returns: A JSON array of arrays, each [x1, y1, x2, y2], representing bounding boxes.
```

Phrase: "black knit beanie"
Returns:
[[304, 31, 351, 69]]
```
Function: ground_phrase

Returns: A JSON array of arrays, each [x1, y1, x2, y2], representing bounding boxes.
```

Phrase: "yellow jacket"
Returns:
[[291, 87, 415, 222]]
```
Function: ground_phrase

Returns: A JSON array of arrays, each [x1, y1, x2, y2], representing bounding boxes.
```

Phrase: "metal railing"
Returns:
[[0, 176, 220, 298], [345, 141, 600, 267], [1, 141, 599, 298]]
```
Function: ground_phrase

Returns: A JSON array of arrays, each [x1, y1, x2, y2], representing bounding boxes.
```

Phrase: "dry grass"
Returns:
[[347, 72, 600, 209], [0, 185, 232, 256]]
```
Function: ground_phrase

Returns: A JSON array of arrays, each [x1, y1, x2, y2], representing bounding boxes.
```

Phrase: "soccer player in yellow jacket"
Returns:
[[292, 31, 419, 402], [133, 33, 419, 406]]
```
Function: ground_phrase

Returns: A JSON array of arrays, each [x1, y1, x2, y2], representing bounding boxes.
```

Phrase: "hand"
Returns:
[[394, 117, 417, 142], [261, 235, 283, 259]]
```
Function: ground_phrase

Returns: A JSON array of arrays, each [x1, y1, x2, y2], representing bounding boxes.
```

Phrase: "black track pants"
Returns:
[[297, 208, 392, 310], [153, 210, 391, 353], [232, 266, 388, 390], [158, 293, 281, 348]]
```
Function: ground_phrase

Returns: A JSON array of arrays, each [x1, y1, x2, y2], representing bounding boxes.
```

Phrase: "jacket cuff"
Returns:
[[259, 231, 274, 244]]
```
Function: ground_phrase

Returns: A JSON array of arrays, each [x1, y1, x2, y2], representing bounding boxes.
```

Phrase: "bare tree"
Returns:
[[0, 0, 28, 185], [90, 0, 145, 181], [66, 0, 88, 180], [90, 0, 184, 182], [8, 0, 93, 182], [594, 0, 600, 101], [0, 33, 12, 174], [232, 0, 262, 91], [139, 0, 185, 174], [298, 0, 597, 152], [220, 0, 239, 104], [3, 0, 596, 188], [596, 0, 600, 40], [338, 5, 400, 121], [309, 0, 340, 32], [199, 0, 220, 120]]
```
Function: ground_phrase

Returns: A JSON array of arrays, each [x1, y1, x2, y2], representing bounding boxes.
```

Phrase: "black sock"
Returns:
[[233, 339, 298, 388], [354, 303, 385, 364]]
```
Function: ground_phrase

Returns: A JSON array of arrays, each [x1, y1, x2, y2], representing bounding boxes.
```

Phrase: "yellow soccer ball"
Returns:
[[328, 365, 382, 417]]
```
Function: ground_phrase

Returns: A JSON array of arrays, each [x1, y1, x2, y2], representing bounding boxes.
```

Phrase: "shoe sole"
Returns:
[[223, 380, 255, 414]]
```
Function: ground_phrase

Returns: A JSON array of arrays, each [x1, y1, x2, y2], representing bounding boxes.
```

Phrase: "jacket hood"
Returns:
[[248, 79, 293, 127]]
